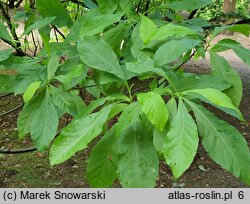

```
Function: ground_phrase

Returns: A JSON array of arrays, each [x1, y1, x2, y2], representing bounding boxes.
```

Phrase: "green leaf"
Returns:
[[49, 104, 113, 165], [0, 49, 13, 62], [55, 62, 85, 90], [212, 24, 250, 38], [166, 0, 212, 11], [0, 75, 15, 93], [17, 92, 45, 139], [168, 74, 231, 93], [163, 98, 198, 179], [166, 97, 177, 123], [211, 39, 250, 66], [30, 90, 59, 152], [182, 88, 243, 120], [68, 12, 122, 40], [47, 55, 59, 80], [126, 58, 165, 76], [97, 0, 119, 14], [107, 103, 128, 120], [117, 114, 159, 187], [154, 38, 201, 66], [22, 17, 56, 36], [116, 102, 141, 137], [50, 86, 84, 117], [139, 16, 158, 44], [153, 127, 168, 155], [87, 125, 118, 187], [187, 101, 250, 185], [210, 52, 242, 107], [119, 0, 135, 17], [1, 56, 47, 94], [23, 81, 42, 103], [77, 36, 125, 80], [153, 96, 177, 155], [0, 22, 14, 43], [13, 65, 47, 95], [148, 23, 198, 46], [102, 22, 132, 55], [36, 0, 72, 27], [137, 92, 169, 131]]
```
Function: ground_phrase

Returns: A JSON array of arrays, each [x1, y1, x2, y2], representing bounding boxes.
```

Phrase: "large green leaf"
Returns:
[[153, 98, 177, 154], [13, 65, 47, 94], [116, 102, 141, 137], [117, 113, 159, 187], [47, 55, 59, 80], [50, 86, 84, 117], [36, 0, 72, 27], [49, 104, 113, 165], [139, 15, 158, 44], [210, 52, 242, 107], [23, 81, 42, 103], [154, 38, 201, 66], [67, 12, 122, 40], [126, 58, 165, 76], [55, 61, 85, 90], [212, 24, 250, 38], [137, 92, 169, 131], [187, 101, 250, 185], [166, 0, 212, 11], [0, 49, 13, 62], [102, 22, 132, 55], [30, 90, 59, 152], [17, 91, 45, 139], [87, 125, 118, 187], [97, 0, 119, 14], [182, 88, 243, 120], [0, 75, 15, 93], [167, 74, 231, 93], [148, 23, 198, 46], [1, 56, 47, 94], [77, 36, 125, 80], [0, 22, 14, 43], [211, 39, 250, 66], [22, 17, 56, 36], [163, 98, 198, 179]]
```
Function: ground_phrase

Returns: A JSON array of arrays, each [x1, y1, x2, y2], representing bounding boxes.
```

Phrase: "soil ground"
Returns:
[[0, 23, 250, 187]]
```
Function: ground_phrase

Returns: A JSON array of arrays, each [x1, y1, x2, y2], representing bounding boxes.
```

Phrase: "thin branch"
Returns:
[[54, 27, 59, 43], [0, 146, 37, 154], [0, 1, 25, 56], [14, 0, 24, 8], [188, 9, 198, 19], [0, 93, 13, 99], [174, 50, 197, 72], [0, 130, 62, 154], [0, 104, 24, 118], [31, 31, 38, 56], [51, 25, 65, 39], [60, 0, 91, 9]]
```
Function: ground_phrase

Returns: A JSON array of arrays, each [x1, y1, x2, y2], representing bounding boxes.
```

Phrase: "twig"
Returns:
[[51, 25, 65, 39], [0, 1, 25, 56], [0, 130, 62, 154], [174, 50, 197, 72], [0, 104, 24, 118], [0, 93, 13, 99], [31, 31, 38, 56], [188, 9, 198, 19], [54, 28, 59, 43], [0, 146, 37, 154], [14, 0, 24, 8]]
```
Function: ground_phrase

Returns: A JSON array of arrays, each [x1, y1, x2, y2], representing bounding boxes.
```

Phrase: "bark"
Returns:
[[223, 0, 237, 14], [223, 0, 237, 24]]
